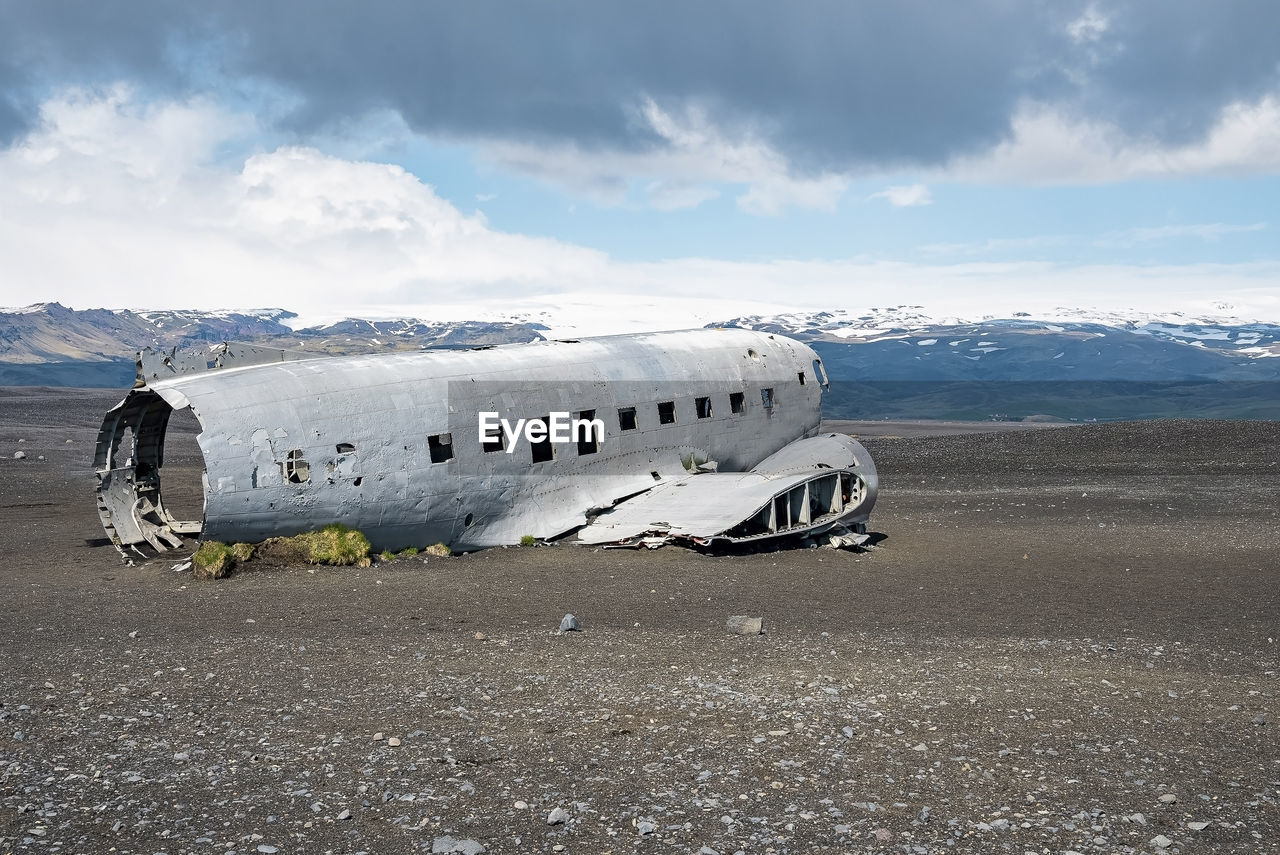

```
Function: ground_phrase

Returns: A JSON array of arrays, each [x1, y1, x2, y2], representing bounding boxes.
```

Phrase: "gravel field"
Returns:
[[1, 388, 1277, 854]]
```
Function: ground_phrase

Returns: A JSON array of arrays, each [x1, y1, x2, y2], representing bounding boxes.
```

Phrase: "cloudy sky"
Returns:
[[1, 1, 1278, 332]]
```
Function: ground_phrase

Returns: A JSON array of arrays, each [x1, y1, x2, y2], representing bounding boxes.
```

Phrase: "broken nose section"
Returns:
[[576, 433, 877, 548], [94, 388, 205, 561]]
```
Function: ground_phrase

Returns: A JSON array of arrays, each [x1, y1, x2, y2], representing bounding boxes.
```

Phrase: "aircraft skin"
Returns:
[[94, 328, 878, 558]]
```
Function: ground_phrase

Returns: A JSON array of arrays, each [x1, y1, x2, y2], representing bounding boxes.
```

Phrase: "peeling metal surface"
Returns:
[[93, 328, 878, 558], [134, 342, 321, 388]]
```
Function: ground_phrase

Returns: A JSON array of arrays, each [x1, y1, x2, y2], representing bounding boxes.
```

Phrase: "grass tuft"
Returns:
[[519, 534, 537, 546], [422, 543, 450, 557], [297, 523, 372, 567], [399, 546, 420, 557], [193, 541, 234, 580]]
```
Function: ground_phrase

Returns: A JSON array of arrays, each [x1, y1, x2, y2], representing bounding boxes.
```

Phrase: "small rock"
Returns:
[[559, 614, 580, 632], [257, 846, 278, 854], [1158, 793, 1177, 804], [513, 800, 528, 809], [911, 742, 927, 751], [373, 732, 384, 741], [547, 806, 570, 825], [726, 615, 763, 635], [388, 737, 402, 747], [1151, 834, 1174, 849], [1127, 813, 1147, 825], [474, 631, 488, 641], [873, 828, 892, 841], [1252, 712, 1267, 725], [127, 630, 138, 639], [12, 451, 25, 460], [336, 809, 352, 821], [432, 837, 486, 855], [1188, 821, 1209, 831], [636, 819, 657, 835]]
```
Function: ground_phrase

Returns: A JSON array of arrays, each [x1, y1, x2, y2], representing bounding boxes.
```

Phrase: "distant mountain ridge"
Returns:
[[4, 302, 1278, 419], [717, 307, 1280, 366], [0, 302, 547, 365], [716, 309, 1280, 381], [713, 308, 1280, 419]]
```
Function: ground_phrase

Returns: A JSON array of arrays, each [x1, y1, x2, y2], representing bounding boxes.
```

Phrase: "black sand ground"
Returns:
[[1, 387, 1276, 854]]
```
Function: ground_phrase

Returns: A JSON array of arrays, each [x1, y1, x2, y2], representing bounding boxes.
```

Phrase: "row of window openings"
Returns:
[[277, 367, 816, 478], [427, 385, 784, 464]]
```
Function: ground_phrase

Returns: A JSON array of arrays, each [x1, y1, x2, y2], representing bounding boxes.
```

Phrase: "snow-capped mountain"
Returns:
[[0, 303, 545, 386], [713, 307, 1280, 419], [717, 307, 1280, 360], [3, 302, 1278, 418]]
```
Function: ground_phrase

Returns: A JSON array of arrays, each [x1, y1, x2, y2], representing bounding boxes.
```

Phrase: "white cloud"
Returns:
[[868, 183, 933, 207], [921, 222, 1267, 255], [0, 88, 606, 313], [3, 89, 1280, 336], [1108, 221, 1268, 244], [948, 95, 1280, 184], [918, 233, 1073, 256], [645, 179, 721, 211], [1066, 4, 1110, 44], [479, 96, 848, 215]]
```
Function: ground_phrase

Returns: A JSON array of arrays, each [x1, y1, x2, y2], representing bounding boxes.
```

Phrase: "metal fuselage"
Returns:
[[95, 328, 863, 555]]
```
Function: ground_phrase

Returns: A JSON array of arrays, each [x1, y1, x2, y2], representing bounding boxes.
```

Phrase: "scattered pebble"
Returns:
[[432, 836, 486, 854]]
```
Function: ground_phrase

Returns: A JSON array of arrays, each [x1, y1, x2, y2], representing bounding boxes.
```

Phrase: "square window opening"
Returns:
[[695, 396, 713, 419], [482, 425, 505, 453], [427, 432, 454, 463], [528, 416, 554, 463], [617, 406, 638, 431], [657, 400, 676, 425], [761, 387, 775, 409], [729, 391, 745, 414], [576, 409, 600, 455], [282, 449, 310, 483]]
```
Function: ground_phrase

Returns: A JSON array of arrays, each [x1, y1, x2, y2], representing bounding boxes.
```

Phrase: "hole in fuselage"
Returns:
[[158, 406, 206, 524]]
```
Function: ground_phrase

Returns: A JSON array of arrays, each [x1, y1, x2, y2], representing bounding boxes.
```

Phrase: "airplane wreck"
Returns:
[[94, 329, 877, 560]]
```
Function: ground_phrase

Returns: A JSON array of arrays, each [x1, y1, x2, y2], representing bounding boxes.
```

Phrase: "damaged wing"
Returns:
[[578, 433, 876, 547]]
